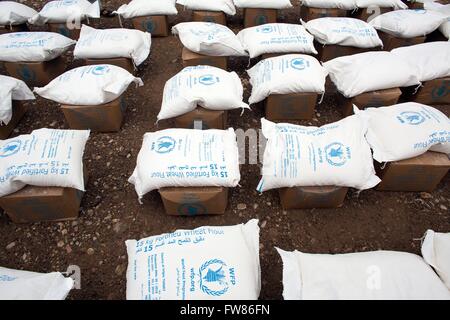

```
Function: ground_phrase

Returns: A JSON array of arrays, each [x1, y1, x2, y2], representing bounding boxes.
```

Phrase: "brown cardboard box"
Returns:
[[158, 187, 229, 215], [378, 31, 426, 51], [182, 47, 227, 69], [339, 87, 402, 116], [0, 101, 27, 140], [375, 151, 450, 192], [318, 44, 374, 62], [406, 77, 450, 105], [0, 24, 28, 35], [132, 15, 169, 37], [244, 8, 277, 28], [174, 107, 228, 129], [265, 92, 318, 121], [48, 22, 81, 40], [84, 57, 135, 74], [4, 57, 66, 88], [61, 96, 126, 132], [279, 186, 348, 209], [0, 165, 88, 223], [351, 7, 392, 22], [300, 7, 347, 21], [193, 11, 227, 25]]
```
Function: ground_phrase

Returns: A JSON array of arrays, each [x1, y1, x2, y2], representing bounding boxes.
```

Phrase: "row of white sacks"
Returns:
[[1, 220, 449, 300]]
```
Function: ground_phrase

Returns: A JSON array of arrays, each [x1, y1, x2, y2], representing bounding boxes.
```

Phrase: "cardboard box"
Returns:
[[300, 6, 347, 21], [84, 57, 134, 74], [192, 11, 227, 25], [61, 96, 126, 132], [279, 186, 348, 209], [375, 151, 450, 192], [174, 107, 228, 129], [339, 87, 402, 116], [378, 31, 426, 51], [405, 77, 450, 105], [351, 7, 392, 21], [0, 101, 27, 140], [132, 15, 169, 37], [48, 22, 81, 40], [265, 92, 318, 121], [0, 23, 28, 35], [318, 44, 373, 62], [182, 47, 227, 69], [158, 187, 229, 215], [4, 57, 66, 88], [244, 8, 277, 28], [0, 165, 88, 223]]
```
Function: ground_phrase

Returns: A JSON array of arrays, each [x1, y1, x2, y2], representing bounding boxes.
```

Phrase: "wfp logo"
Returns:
[[290, 58, 308, 70], [18, 65, 36, 82], [398, 111, 425, 125], [0, 140, 21, 158], [90, 65, 110, 76], [325, 142, 347, 167], [257, 25, 274, 33], [199, 259, 235, 297], [178, 203, 207, 216], [155, 136, 175, 154], [199, 74, 218, 86]]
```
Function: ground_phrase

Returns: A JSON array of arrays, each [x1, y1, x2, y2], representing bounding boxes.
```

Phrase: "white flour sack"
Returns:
[[301, 0, 357, 9], [424, 2, 450, 39], [356, 0, 407, 9], [237, 23, 317, 59], [158, 65, 249, 121], [257, 116, 380, 192], [0, 267, 73, 300], [0, 75, 35, 126], [0, 128, 89, 198], [74, 25, 151, 66], [0, 32, 75, 62], [233, 0, 293, 9], [440, 18, 450, 39], [28, 0, 100, 25], [177, 0, 237, 15], [421, 230, 450, 290], [126, 219, 260, 300], [369, 9, 447, 38], [34, 65, 143, 105], [247, 54, 327, 104], [354, 102, 450, 163], [0, 1, 38, 25], [302, 17, 383, 48], [114, 0, 178, 19], [128, 128, 240, 200], [172, 22, 246, 56], [391, 42, 450, 82], [323, 51, 420, 98], [276, 248, 450, 300]]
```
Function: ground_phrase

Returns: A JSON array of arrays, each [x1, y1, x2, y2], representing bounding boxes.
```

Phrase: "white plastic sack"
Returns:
[[237, 23, 317, 59], [114, 0, 178, 18], [354, 102, 450, 162], [0, 75, 35, 126], [257, 116, 380, 192], [34, 65, 143, 105], [356, 0, 408, 9], [29, 0, 100, 25], [302, 17, 383, 48], [0, 1, 38, 25], [391, 42, 450, 82], [247, 54, 327, 104], [234, 0, 293, 9], [126, 219, 260, 300], [369, 9, 447, 38], [129, 128, 241, 199], [0, 128, 89, 198], [440, 18, 450, 39], [172, 22, 247, 56], [0, 267, 73, 300], [424, 2, 450, 39], [158, 65, 249, 121], [0, 32, 76, 62], [277, 248, 450, 300], [422, 230, 450, 290], [74, 25, 151, 66], [301, 0, 357, 10], [177, 0, 236, 15], [323, 51, 421, 98]]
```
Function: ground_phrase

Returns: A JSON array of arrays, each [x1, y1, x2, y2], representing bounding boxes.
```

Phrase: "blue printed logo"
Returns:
[[178, 203, 206, 216], [199, 74, 217, 86], [18, 65, 36, 82], [90, 65, 110, 76], [290, 58, 308, 70], [398, 111, 425, 125], [325, 142, 347, 167], [199, 259, 235, 297], [0, 275, 17, 281], [155, 136, 175, 154], [257, 25, 274, 33], [142, 19, 157, 33], [0, 140, 21, 158]]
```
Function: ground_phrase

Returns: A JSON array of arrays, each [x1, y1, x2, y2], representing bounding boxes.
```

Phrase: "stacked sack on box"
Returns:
[[0, 75, 34, 127]]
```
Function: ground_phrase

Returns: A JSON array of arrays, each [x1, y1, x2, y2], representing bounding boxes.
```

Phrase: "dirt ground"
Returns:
[[0, 1, 449, 300]]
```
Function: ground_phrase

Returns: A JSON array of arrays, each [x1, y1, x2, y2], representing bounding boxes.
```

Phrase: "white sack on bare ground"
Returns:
[[234, 0, 293, 9], [177, 0, 236, 15], [0, 75, 35, 126], [421, 230, 450, 290], [0, 1, 38, 25], [114, 0, 178, 18], [29, 0, 100, 25]]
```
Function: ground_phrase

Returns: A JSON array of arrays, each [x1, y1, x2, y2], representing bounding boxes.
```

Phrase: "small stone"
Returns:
[[57, 240, 65, 248], [253, 203, 258, 210], [420, 192, 432, 199], [6, 242, 16, 250], [115, 264, 126, 276], [266, 202, 271, 206], [126, 153, 131, 158], [440, 204, 448, 211], [260, 220, 267, 228], [237, 203, 247, 210], [87, 248, 95, 255], [65, 245, 72, 254], [61, 229, 68, 236]]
